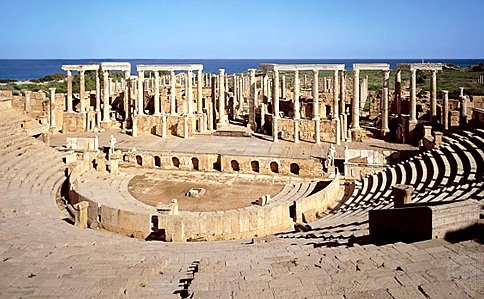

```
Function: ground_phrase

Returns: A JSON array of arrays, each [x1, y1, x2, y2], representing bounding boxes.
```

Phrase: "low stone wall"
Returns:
[[122, 150, 323, 178], [295, 175, 342, 223], [158, 174, 342, 242], [134, 114, 195, 137]]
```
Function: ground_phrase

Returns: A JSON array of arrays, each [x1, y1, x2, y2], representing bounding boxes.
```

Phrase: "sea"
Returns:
[[0, 59, 482, 81]]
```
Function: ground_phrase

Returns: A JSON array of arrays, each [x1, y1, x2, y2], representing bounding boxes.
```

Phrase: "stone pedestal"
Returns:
[[100, 120, 112, 130], [109, 156, 120, 175], [74, 201, 89, 229], [96, 153, 106, 172], [392, 184, 414, 208]]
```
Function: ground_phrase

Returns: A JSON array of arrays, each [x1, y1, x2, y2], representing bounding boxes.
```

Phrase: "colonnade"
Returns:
[[57, 61, 453, 144]]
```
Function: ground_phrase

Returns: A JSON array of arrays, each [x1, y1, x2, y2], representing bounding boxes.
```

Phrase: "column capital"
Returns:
[[218, 69, 225, 75], [49, 87, 56, 93], [384, 70, 390, 77], [312, 69, 319, 76], [353, 69, 360, 75], [24, 90, 31, 95], [67, 70, 72, 76], [441, 90, 449, 95], [411, 69, 417, 75]]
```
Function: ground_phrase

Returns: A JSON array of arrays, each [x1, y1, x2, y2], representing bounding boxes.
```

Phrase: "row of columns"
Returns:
[[136, 70, 204, 116]]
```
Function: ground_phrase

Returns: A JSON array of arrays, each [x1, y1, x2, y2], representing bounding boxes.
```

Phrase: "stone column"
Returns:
[[79, 70, 86, 112], [273, 70, 280, 142], [312, 70, 319, 120], [123, 71, 130, 122], [102, 71, 110, 121], [137, 71, 144, 115], [442, 90, 449, 130], [170, 71, 176, 115], [460, 88, 468, 124], [352, 69, 360, 129], [24, 91, 31, 113], [49, 88, 56, 129], [249, 69, 257, 131], [340, 71, 346, 115], [183, 115, 189, 138], [381, 70, 390, 136], [187, 70, 193, 115], [294, 70, 300, 119], [95, 70, 101, 125], [395, 69, 402, 116], [66, 70, 73, 112], [281, 74, 286, 99], [333, 70, 339, 118], [162, 114, 167, 138], [333, 70, 341, 145], [430, 70, 437, 120], [154, 71, 160, 115], [410, 69, 417, 122], [217, 69, 227, 126], [197, 70, 203, 114]]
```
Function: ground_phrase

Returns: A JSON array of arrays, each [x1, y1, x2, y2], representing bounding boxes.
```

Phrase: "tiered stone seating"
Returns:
[[278, 130, 484, 247], [0, 105, 482, 298]]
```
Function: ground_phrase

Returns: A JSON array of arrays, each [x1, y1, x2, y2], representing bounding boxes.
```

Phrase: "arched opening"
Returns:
[[231, 160, 240, 172], [251, 160, 259, 173], [154, 156, 161, 168], [191, 157, 199, 170], [123, 154, 128, 162], [270, 161, 279, 173], [136, 155, 143, 166], [290, 163, 300, 175], [150, 125, 157, 135], [172, 157, 180, 168]]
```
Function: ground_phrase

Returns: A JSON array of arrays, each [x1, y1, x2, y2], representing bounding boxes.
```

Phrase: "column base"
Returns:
[[351, 128, 363, 142], [100, 120, 112, 130], [380, 128, 390, 138]]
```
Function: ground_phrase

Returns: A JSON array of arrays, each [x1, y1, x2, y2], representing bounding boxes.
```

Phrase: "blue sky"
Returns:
[[0, 0, 483, 59]]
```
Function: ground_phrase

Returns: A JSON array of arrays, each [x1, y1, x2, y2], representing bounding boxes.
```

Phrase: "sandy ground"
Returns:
[[128, 171, 284, 212]]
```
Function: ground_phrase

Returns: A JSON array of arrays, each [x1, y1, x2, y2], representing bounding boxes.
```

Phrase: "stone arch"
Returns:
[[191, 157, 199, 171], [231, 160, 240, 172], [172, 157, 180, 168], [251, 160, 260, 173], [154, 156, 161, 168], [290, 162, 300, 175], [136, 155, 143, 166], [270, 161, 279, 173]]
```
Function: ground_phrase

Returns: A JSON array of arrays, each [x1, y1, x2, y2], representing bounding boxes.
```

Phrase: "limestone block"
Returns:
[[392, 184, 414, 208]]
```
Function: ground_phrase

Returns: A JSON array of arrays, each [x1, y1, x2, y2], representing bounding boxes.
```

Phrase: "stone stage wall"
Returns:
[[121, 150, 324, 178]]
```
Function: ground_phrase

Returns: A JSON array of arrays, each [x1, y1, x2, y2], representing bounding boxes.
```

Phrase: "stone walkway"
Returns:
[[49, 128, 417, 160]]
